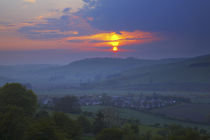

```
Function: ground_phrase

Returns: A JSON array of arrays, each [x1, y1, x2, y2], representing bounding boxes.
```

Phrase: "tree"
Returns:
[[54, 96, 81, 113], [168, 124, 185, 136], [93, 111, 106, 134], [100, 107, 122, 128], [207, 113, 210, 124], [0, 106, 27, 140], [96, 128, 124, 140], [25, 112, 82, 140], [77, 115, 92, 133], [35, 110, 50, 119], [122, 123, 140, 140], [0, 83, 37, 140], [184, 128, 200, 140], [0, 83, 37, 116], [52, 112, 82, 139], [24, 118, 65, 140]]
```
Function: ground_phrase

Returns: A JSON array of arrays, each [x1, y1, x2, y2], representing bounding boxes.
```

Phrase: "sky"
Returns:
[[0, 0, 210, 64]]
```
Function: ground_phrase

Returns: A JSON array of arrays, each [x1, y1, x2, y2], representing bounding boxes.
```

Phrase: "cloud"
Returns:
[[18, 14, 100, 40], [63, 8, 72, 13], [16, 4, 161, 52], [24, 0, 36, 3], [66, 31, 160, 48], [1, 0, 210, 62], [82, 0, 210, 34], [74, 0, 210, 54]]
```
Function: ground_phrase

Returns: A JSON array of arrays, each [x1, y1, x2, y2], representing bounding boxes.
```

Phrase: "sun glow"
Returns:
[[110, 41, 119, 47], [65, 30, 158, 52], [110, 34, 120, 52], [111, 34, 120, 41], [112, 46, 118, 52]]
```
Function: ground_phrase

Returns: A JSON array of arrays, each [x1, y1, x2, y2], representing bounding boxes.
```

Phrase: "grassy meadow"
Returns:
[[81, 105, 210, 131]]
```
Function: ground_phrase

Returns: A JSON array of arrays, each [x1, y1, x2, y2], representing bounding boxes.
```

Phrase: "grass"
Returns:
[[36, 88, 210, 97], [81, 105, 210, 131], [138, 125, 163, 135], [191, 97, 210, 103], [81, 136, 95, 140], [150, 103, 210, 123]]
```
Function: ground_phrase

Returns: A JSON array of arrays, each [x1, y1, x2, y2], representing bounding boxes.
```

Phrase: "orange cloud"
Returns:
[[24, 0, 36, 3], [0, 34, 105, 51], [31, 29, 79, 35], [0, 36, 59, 51], [0, 22, 38, 32], [0, 10, 161, 53], [65, 30, 160, 48], [0, 30, 160, 52]]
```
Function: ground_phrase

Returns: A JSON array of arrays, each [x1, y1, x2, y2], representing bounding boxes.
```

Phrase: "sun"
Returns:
[[109, 34, 120, 47], [112, 46, 119, 53], [111, 41, 119, 47], [110, 34, 120, 52], [111, 34, 120, 41]]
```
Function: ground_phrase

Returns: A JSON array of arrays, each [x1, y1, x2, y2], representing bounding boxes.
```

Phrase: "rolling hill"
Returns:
[[0, 57, 184, 90], [93, 55, 210, 92], [0, 55, 209, 93]]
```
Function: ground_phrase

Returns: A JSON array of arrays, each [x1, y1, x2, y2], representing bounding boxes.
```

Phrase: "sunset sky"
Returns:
[[0, 0, 210, 64]]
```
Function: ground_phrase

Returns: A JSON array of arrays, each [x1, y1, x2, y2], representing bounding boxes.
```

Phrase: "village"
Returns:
[[38, 93, 191, 111]]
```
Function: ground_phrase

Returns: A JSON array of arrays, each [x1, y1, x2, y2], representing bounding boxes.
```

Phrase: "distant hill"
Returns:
[[55, 57, 183, 82], [0, 57, 184, 90], [0, 76, 13, 86], [0, 55, 209, 92], [93, 55, 210, 92]]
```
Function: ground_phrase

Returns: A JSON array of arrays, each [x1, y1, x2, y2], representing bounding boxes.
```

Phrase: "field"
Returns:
[[36, 88, 210, 98], [191, 97, 210, 104], [81, 105, 210, 131], [80, 125, 163, 140], [151, 103, 210, 123]]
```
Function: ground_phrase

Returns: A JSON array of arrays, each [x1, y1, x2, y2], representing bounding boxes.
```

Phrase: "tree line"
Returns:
[[0, 83, 210, 140]]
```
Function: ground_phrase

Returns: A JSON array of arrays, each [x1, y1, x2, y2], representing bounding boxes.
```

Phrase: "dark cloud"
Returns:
[[63, 7, 72, 13], [18, 14, 98, 40], [17, 0, 210, 59], [68, 40, 84, 43], [79, 0, 210, 55], [19, 25, 67, 40], [82, 0, 210, 34]]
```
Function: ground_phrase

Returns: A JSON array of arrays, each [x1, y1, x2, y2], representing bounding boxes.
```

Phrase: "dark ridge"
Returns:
[[189, 62, 210, 67]]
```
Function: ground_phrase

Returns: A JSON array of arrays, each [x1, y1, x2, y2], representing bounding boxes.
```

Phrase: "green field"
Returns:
[[151, 103, 210, 123], [81, 105, 210, 131], [191, 97, 210, 104], [36, 88, 210, 98]]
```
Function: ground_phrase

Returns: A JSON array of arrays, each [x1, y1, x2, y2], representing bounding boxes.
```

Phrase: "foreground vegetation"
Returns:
[[1, 83, 210, 140]]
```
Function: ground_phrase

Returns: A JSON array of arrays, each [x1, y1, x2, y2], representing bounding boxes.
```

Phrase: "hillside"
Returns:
[[93, 55, 210, 92], [0, 57, 184, 90], [0, 55, 209, 92]]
